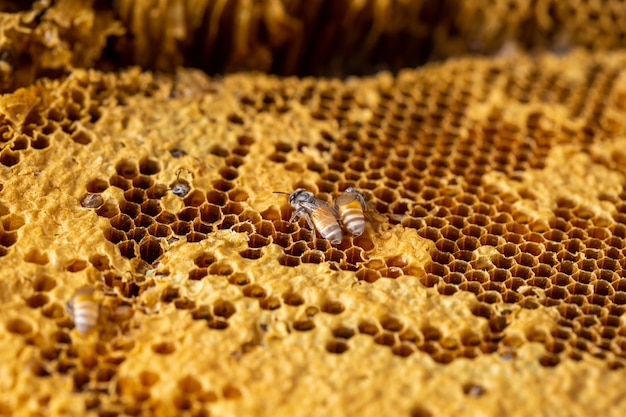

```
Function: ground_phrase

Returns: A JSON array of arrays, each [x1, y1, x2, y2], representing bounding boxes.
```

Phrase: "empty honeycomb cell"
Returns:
[[219, 166, 238, 181], [326, 340, 349, 354], [213, 300, 236, 319], [528, 275, 551, 289], [66, 259, 88, 272], [218, 214, 239, 230], [539, 354, 561, 367], [596, 268, 617, 283], [207, 190, 228, 206], [380, 267, 403, 279], [354, 268, 381, 283], [588, 294, 608, 306], [515, 252, 538, 267], [579, 258, 597, 272], [119, 201, 141, 218], [323, 247, 344, 263], [278, 254, 301, 267], [171, 221, 192, 235], [6, 318, 33, 335], [462, 225, 483, 238], [1, 214, 24, 231], [30, 132, 50, 149], [177, 207, 199, 222], [189, 269, 208, 280], [255, 219, 278, 238], [380, 316, 404, 332], [321, 300, 345, 315], [134, 214, 154, 228], [0, 231, 17, 247], [152, 342, 176, 355], [199, 204, 221, 224], [435, 282, 455, 297], [96, 202, 120, 219], [259, 296, 281, 310], [500, 243, 520, 257], [242, 285, 266, 299], [246, 234, 269, 249], [145, 184, 168, 199], [110, 214, 133, 232], [132, 174, 154, 190], [440, 225, 460, 241], [574, 270, 594, 285], [147, 223, 170, 238], [25, 293, 49, 308], [373, 331, 397, 346], [292, 320, 315, 332], [492, 254, 514, 269], [124, 189, 145, 205], [435, 238, 457, 254], [0, 149, 19, 166], [24, 249, 49, 265], [301, 251, 325, 264], [213, 179, 235, 192], [510, 264, 532, 279], [72, 370, 90, 391], [115, 160, 139, 179], [31, 274, 56, 292]]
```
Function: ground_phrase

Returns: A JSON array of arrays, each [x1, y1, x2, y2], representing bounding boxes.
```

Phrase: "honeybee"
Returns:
[[67, 286, 100, 335], [334, 187, 369, 236], [276, 189, 343, 244], [171, 168, 191, 197]]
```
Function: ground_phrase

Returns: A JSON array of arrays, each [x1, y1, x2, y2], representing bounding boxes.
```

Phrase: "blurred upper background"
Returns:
[[0, 0, 624, 92]]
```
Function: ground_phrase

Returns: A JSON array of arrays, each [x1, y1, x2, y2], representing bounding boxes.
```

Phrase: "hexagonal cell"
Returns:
[[321, 300, 345, 315], [281, 291, 304, 306], [115, 159, 139, 179], [242, 284, 266, 299], [326, 339, 349, 354], [292, 319, 315, 331]]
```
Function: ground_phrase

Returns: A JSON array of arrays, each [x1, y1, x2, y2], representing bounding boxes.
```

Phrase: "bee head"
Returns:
[[289, 188, 315, 206]]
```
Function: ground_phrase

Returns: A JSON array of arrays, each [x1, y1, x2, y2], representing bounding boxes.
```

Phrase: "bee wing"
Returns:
[[315, 199, 341, 220], [333, 192, 355, 209]]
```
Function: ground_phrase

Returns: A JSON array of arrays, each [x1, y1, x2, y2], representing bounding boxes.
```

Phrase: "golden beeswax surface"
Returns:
[[2, 49, 626, 416]]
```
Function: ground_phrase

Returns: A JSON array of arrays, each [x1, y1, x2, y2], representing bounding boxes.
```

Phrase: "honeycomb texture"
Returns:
[[3, 49, 626, 416], [5, 0, 626, 91]]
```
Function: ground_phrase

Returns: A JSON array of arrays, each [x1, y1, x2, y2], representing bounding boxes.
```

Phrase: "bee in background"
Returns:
[[67, 286, 100, 335], [334, 187, 369, 237], [171, 168, 192, 197], [275, 189, 343, 245]]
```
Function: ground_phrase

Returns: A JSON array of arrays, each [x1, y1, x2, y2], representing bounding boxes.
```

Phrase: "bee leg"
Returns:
[[301, 213, 318, 240]]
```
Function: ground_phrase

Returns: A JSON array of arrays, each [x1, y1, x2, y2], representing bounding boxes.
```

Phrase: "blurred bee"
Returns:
[[67, 286, 100, 335], [171, 168, 191, 197], [334, 187, 369, 236], [275, 188, 343, 245]]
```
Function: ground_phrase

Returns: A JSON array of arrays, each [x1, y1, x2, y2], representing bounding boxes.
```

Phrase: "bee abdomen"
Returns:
[[341, 207, 365, 236], [71, 298, 99, 334], [318, 222, 343, 244]]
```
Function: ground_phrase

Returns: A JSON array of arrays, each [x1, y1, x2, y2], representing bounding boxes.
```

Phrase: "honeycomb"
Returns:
[[3, 47, 626, 415], [6, 0, 626, 92]]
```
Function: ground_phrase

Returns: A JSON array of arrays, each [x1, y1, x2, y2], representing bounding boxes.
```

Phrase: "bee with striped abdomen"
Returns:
[[67, 286, 100, 335], [276, 188, 343, 245], [334, 187, 369, 236]]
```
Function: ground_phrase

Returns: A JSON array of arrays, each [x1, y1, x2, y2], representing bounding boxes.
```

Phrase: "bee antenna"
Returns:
[[273, 191, 290, 195]]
